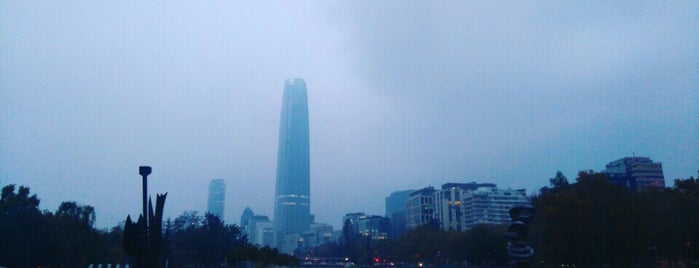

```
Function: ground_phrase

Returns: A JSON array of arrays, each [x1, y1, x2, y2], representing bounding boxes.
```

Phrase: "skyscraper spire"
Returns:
[[273, 78, 311, 250]]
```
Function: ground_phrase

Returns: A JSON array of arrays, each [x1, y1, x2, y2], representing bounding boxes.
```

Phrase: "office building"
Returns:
[[386, 190, 414, 217], [405, 187, 436, 229], [241, 207, 254, 228], [358, 215, 391, 240], [385, 190, 414, 238], [342, 213, 389, 241], [603, 156, 665, 190], [240, 207, 274, 247], [434, 182, 496, 231], [310, 223, 335, 246], [461, 186, 528, 230], [342, 212, 366, 236], [274, 78, 311, 250], [207, 179, 225, 220]]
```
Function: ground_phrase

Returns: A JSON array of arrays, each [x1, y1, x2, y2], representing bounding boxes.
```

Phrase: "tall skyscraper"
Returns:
[[207, 179, 225, 220], [273, 78, 311, 249]]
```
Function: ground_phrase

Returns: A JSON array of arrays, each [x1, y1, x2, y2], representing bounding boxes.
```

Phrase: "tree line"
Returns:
[[0, 183, 293, 268], [0, 184, 108, 267]]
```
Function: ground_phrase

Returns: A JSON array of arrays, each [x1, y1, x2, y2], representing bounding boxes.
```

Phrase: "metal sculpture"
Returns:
[[123, 166, 167, 268], [505, 204, 536, 267]]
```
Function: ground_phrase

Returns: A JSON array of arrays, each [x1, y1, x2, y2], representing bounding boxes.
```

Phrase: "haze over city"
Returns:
[[1, 1, 697, 229]]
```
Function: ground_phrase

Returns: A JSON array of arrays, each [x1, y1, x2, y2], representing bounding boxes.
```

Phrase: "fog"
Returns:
[[1, 1, 697, 228]]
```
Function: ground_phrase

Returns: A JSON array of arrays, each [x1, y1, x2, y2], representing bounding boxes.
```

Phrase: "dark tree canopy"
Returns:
[[0, 185, 110, 267], [531, 172, 699, 267]]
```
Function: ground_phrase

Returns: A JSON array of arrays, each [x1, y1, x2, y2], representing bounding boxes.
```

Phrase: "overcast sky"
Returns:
[[1, 1, 697, 229]]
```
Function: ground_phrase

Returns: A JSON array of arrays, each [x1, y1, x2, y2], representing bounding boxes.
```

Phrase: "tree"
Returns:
[[103, 224, 127, 264], [395, 224, 445, 265], [462, 225, 507, 266], [169, 211, 245, 267], [540, 171, 569, 195], [532, 170, 645, 267], [226, 243, 299, 267], [550, 171, 569, 189], [0, 184, 46, 266], [173, 210, 202, 232], [56, 201, 96, 227], [196, 213, 243, 266], [52, 201, 102, 267], [635, 176, 699, 265]]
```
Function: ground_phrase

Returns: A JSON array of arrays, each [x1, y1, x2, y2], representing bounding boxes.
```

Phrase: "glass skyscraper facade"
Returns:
[[273, 78, 311, 249], [207, 178, 225, 220]]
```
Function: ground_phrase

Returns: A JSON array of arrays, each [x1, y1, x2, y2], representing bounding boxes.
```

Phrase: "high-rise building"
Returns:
[[406, 187, 436, 229], [342, 212, 367, 236], [310, 223, 335, 246], [207, 179, 225, 220], [434, 182, 496, 231], [385, 190, 414, 218], [461, 186, 528, 230], [342, 213, 389, 241], [358, 215, 391, 240], [385, 190, 414, 238], [240, 207, 255, 229], [602, 156, 665, 190], [402, 182, 529, 232], [274, 78, 311, 250], [239, 207, 275, 247]]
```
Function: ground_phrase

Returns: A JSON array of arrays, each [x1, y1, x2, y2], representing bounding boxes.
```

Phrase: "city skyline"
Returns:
[[1, 1, 697, 229]]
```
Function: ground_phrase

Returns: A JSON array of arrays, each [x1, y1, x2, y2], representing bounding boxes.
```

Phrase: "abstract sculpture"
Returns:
[[123, 166, 167, 268], [505, 204, 536, 267]]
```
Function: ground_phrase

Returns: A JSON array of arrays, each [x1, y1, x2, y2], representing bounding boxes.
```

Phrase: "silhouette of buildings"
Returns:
[[385, 190, 414, 238], [358, 215, 391, 240], [602, 156, 665, 191], [240, 207, 274, 247], [240, 207, 254, 228], [343, 212, 366, 235], [309, 222, 335, 246], [207, 179, 225, 220], [274, 78, 311, 250], [343, 212, 390, 241]]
